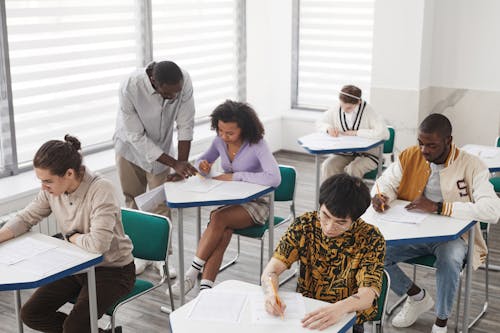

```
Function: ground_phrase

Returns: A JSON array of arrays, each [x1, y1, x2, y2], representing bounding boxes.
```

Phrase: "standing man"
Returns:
[[114, 61, 198, 278], [372, 114, 500, 333]]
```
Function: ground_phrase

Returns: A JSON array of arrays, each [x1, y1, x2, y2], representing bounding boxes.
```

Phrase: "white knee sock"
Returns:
[[200, 279, 214, 290], [186, 256, 205, 282]]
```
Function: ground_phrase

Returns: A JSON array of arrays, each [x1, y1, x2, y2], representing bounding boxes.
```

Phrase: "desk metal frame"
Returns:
[[0, 233, 103, 333], [165, 184, 275, 306]]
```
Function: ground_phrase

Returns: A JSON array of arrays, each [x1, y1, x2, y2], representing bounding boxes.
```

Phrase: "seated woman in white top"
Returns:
[[317, 85, 389, 181]]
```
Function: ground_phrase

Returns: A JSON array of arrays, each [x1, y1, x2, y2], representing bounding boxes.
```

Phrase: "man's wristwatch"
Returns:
[[436, 202, 443, 215], [65, 230, 79, 241]]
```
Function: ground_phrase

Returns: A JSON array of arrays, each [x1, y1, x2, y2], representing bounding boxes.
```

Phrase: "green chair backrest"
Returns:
[[374, 269, 390, 321], [383, 126, 395, 154], [496, 136, 500, 147], [275, 165, 296, 202], [121, 208, 171, 262]]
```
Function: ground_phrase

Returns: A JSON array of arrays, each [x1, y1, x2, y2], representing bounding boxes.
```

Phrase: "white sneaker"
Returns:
[[431, 324, 448, 333], [134, 258, 152, 275], [167, 260, 177, 279], [392, 291, 434, 327], [153, 260, 177, 279], [166, 276, 195, 299]]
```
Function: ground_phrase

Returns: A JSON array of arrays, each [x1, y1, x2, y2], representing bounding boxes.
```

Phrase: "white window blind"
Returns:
[[152, 0, 245, 120], [295, 0, 375, 109], [5, 0, 138, 166]]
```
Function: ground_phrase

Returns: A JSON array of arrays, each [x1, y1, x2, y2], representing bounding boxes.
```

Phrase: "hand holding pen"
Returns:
[[372, 183, 389, 213], [264, 273, 286, 318]]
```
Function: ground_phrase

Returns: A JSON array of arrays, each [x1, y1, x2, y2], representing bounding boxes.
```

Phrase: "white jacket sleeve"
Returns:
[[357, 107, 389, 140], [449, 169, 500, 223], [370, 159, 403, 203]]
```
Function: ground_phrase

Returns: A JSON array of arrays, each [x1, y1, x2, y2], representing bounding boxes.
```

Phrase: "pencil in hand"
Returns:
[[269, 276, 284, 319], [375, 183, 385, 212]]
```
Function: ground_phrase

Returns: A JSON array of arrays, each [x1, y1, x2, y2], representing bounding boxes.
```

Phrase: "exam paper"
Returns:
[[0, 237, 57, 265], [249, 291, 306, 325], [299, 133, 376, 150], [13, 247, 86, 277], [371, 204, 426, 224], [183, 177, 224, 193], [187, 289, 247, 323], [134, 185, 166, 212]]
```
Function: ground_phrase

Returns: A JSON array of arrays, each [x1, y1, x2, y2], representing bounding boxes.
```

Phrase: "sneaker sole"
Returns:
[[391, 298, 434, 328]]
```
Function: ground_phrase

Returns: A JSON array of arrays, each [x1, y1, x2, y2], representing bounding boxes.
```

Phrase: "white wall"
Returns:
[[431, 0, 500, 91], [371, 0, 426, 90]]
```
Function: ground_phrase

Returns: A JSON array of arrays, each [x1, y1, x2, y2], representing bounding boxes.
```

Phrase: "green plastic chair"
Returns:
[[489, 136, 500, 192], [220, 165, 297, 284], [371, 269, 390, 333], [107, 208, 175, 332], [364, 126, 396, 180]]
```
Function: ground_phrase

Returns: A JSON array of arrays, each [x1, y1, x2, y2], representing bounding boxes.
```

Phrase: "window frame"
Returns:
[[0, 0, 246, 178]]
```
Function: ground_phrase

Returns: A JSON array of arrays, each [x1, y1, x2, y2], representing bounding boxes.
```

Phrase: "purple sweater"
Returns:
[[196, 136, 281, 187]]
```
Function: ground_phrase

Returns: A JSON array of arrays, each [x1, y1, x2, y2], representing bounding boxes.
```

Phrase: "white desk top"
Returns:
[[169, 280, 356, 333], [361, 200, 475, 245], [164, 177, 274, 208], [298, 133, 384, 154], [0, 232, 102, 291], [461, 144, 500, 172]]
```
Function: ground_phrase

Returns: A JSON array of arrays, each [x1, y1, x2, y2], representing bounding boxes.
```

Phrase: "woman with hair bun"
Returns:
[[0, 135, 135, 333]]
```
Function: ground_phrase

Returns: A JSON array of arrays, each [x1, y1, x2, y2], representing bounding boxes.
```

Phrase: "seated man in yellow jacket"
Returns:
[[372, 113, 500, 333]]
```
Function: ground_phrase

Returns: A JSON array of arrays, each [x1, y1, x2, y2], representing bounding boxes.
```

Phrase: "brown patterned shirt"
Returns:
[[273, 211, 386, 323]]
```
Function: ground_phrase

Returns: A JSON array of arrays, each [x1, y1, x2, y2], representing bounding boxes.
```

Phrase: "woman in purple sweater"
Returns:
[[169, 100, 281, 297]]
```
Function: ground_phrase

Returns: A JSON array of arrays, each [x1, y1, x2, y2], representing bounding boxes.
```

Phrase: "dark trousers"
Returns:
[[353, 323, 364, 333], [21, 262, 135, 333]]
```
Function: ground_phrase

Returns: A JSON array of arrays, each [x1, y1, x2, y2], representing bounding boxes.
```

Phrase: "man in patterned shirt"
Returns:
[[261, 174, 385, 332]]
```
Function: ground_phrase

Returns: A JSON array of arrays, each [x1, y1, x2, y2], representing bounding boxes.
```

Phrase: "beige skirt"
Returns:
[[212, 196, 270, 225]]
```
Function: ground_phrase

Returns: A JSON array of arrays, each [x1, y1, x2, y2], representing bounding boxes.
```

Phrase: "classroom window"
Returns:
[[152, 0, 246, 120], [0, 0, 245, 176], [292, 0, 375, 110]]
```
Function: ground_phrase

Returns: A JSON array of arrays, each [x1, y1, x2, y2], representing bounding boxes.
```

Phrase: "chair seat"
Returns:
[[105, 279, 154, 316], [364, 167, 387, 180], [489, 177, 500, 192], [235, 216, 285, 238], [405, 255, 436, 267]]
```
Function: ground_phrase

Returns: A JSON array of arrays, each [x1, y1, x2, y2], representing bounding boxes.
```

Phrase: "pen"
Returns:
[[269, 276, 284, 319], [375, 183, 385, 212]]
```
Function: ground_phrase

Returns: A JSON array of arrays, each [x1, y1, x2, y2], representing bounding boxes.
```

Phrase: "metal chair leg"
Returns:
[[219, 235, 240, 272]]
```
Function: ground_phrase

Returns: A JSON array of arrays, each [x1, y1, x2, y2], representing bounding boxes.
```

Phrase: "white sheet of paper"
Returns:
[[462, 145, 500, 159], [13, 247, 86, 277], [300, 133, 376, 150], [0, 237, 57, 265], [187, 289, 247, 323], [182, 177, 224, 193], [250, 291, 306, 325], [373, 204, 427, 224], [134, 185, 166, 212]]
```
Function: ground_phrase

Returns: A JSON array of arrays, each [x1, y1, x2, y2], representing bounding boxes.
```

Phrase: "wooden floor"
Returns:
[[1, 150, 500, 332]]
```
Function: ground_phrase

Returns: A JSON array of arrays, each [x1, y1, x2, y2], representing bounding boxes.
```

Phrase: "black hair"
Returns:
[[148, 61, 183, 85], [419, 113, 452, 138], [319, 173, 370, 221], [33, 134, 83, 177], [210, 100, 265, 144]]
